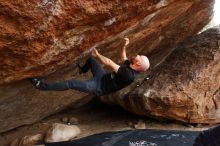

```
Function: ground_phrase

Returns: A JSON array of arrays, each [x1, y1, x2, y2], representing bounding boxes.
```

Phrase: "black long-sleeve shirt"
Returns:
[[101, 60, 136, 95]]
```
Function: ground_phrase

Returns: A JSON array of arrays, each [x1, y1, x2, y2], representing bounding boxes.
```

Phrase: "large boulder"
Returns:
[[0, 0, 214, 84], [101, 25, 220, 124], [0, 0, 214, 132]]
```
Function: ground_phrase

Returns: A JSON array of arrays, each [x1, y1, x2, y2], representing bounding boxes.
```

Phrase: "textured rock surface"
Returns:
[[101, 26, 220, 124], [0, 0, 214, 132], [0, 0, 214, 84]]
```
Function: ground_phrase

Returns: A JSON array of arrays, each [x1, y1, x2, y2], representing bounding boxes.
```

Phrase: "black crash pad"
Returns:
[[45, 129, 200, 146]]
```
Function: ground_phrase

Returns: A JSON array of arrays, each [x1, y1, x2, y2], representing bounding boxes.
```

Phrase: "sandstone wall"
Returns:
[[0, 0, 213, 84], [0, 0, 214, 132]]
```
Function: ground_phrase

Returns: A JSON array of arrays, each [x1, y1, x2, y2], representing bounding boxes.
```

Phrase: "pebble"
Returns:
[[134, 120, 146, 129], [61, 117, 69, 123], [69, 117, 79, 125], [61, 116, 79, 125]]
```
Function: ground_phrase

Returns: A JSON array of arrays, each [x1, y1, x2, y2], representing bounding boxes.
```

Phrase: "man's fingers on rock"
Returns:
[[124, 38, 129, 41]]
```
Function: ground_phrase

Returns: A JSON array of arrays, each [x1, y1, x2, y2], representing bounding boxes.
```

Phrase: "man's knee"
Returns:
[[86, 57, 100, 68], [87, 56, 96, 63]]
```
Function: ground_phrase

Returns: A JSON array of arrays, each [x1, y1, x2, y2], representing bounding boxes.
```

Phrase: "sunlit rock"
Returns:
[[0, 0, 214, 132]]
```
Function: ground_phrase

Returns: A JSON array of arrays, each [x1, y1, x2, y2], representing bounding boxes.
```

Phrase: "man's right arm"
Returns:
[[92, 48, 120, 73]]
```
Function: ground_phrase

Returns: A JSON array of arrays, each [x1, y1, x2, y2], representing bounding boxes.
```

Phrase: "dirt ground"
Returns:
[[0, 99, 214, 146]]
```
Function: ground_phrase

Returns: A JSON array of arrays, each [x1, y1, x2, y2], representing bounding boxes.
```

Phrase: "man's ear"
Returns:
[[136, 61, 141, 66]]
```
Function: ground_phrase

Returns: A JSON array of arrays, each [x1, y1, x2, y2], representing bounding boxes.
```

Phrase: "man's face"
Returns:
[[131, 55, 141, 65]]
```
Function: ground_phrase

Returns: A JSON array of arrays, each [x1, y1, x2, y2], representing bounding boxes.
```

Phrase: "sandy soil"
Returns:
[[0, 99, 214, 146]]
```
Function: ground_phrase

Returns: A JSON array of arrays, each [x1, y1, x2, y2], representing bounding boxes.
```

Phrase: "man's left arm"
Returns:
[[120, 38, 129, 62]]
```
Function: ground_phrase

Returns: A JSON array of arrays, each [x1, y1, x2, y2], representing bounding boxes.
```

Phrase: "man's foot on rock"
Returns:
[[30, 78, 42, 88]]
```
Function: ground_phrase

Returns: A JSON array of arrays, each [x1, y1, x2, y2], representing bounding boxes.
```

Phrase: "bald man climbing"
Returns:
[[31, 38, 150, 96]]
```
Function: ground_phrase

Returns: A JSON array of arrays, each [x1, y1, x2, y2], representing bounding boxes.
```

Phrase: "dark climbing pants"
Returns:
[[39, 57, 106, 96]]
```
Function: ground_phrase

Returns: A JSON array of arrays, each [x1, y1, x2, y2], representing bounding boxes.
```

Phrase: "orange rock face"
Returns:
[[0, 0, 213, 84], [0, 0, 214, 132]]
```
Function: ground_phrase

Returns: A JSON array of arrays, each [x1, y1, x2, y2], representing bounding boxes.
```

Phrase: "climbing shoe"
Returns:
[[30, 78, 41, 88]]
